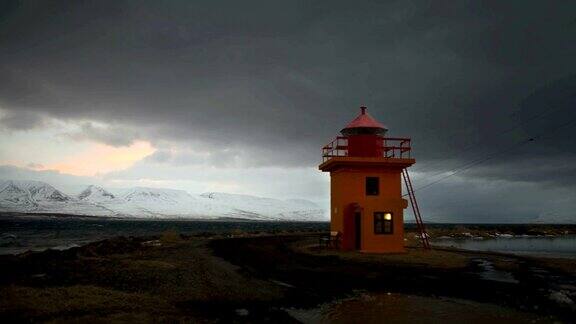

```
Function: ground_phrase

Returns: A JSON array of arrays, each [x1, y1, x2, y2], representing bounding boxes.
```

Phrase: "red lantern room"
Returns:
[[341, 106, 388, 157]]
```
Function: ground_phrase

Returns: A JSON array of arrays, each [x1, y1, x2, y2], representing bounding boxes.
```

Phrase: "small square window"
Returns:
[[366, 177, 379, 196], [374, 212, 393, 234]]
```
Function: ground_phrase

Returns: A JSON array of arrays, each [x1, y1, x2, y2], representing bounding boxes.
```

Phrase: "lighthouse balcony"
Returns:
[[321, 136, 412, 162]]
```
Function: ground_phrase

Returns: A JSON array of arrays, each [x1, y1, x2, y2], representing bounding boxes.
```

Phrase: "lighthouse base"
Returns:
[[332, 199, 409, 254], [358, 247, 406, 254]]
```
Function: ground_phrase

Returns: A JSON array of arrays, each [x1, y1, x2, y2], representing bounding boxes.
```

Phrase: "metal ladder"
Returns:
[[402, 169, 431, 250]]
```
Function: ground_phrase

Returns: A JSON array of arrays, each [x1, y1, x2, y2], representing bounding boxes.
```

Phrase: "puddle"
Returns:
[[285, 292, 542, 323], [473, 258, 519, 284]]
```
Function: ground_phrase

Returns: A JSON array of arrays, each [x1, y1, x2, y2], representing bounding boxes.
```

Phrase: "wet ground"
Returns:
[[286, 293, 542, 324], [211, 234, 575, 322], [0, 233, 574, 322]]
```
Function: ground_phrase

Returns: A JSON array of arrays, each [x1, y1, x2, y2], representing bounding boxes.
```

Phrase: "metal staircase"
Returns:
[[402, 169, 431, 250]]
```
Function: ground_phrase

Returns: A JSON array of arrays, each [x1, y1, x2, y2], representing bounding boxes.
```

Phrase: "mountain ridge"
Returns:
[[0, 180, 326, 221]]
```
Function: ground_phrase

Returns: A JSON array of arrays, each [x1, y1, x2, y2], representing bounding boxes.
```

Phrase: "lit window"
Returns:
[[374, 212, 393, 234]]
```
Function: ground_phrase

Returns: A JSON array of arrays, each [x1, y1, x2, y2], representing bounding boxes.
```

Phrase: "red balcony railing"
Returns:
[[322, 136, 411, 163]]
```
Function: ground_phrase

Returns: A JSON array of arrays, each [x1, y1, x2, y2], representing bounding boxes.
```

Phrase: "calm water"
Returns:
[[433, 236, 576, 259], [0, 216, 328, 255]]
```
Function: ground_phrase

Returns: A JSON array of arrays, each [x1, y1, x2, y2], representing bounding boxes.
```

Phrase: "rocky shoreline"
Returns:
[[0, 231, 574, 322], [422, 224, 576, 239]]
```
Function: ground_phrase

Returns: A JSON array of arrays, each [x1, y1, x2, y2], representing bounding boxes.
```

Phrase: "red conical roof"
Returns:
[[341, 106, 387, 135]]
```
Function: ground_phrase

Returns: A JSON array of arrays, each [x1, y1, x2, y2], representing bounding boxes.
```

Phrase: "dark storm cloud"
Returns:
[[62, 122, 140, 147], [0, 1, 575, 186], [417, 176, 575, 223], [0, 109, 46, 130]]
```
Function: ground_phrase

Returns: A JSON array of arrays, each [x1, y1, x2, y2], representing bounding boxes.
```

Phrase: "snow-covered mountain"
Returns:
[[113, 187, 208, 218], [0, 180, 69, 207], [78, 185, 116, 202], [0, 180, 326, 221], [0, 180, 112, 215], [199, 192, 323, 221]]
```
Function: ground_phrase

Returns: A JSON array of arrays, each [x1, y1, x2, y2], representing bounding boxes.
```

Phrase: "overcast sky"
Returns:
[[0, 1, 575, 222]]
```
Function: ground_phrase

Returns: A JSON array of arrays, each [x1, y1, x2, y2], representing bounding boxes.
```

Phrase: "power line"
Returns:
[[404, 139, 532, 196], [403, 138, 533, 196], [404, 115, 576, 196], [409, 104, 574, 174]]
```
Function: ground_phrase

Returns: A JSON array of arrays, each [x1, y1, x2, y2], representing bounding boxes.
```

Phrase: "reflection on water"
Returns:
[[433, 235, 576, 259], [473, 258, 518, 283], [286, 293, 540, 323]]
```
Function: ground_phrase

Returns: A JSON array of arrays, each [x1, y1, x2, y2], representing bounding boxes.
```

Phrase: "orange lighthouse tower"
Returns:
[[319, 107, 424, 253]]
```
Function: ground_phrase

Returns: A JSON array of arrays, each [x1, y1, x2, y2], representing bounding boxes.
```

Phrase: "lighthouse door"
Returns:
[[354, 212, 361, 250]]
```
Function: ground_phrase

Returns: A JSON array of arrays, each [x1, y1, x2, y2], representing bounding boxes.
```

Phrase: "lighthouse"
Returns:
[[319, 107, 419, 253]]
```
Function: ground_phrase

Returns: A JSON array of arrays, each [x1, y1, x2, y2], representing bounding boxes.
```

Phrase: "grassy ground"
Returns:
[[0, 232, 574, 322], [0, 285, 175, 323], [0, 236, 287, 322]]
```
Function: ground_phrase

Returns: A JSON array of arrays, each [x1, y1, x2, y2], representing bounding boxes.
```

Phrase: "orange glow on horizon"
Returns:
[[41, 141, 155, 176]]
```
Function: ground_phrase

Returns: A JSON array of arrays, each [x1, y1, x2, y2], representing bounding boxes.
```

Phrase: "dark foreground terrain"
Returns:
[[0, 230, 574, 323]]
